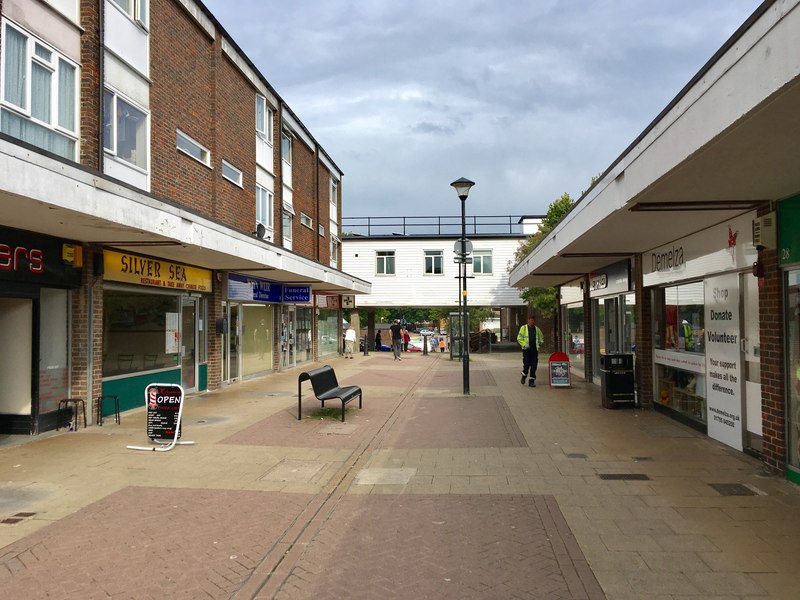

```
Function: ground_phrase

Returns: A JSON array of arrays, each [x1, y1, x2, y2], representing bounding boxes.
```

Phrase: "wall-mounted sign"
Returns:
[[342, 294, 355, 309], [228, 273, 282, 303], [779, 194, 800, 266], [589, 260, 630, 298], [105, 250, 211, 291], [283, 285, 311, 303], [0, 225, 81, 287]]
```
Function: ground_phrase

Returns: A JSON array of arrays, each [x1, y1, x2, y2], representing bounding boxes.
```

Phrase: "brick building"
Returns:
[[0, 0, 369, 434]]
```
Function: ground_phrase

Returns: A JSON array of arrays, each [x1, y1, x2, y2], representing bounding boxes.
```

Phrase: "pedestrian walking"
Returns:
[[403, 329, 411, 352], [517, 315, 544, 387], [439, 337, 446, 353], [344, 327, 357, 359], [390, 320, 403, 360], [375, 330, 382, 351]]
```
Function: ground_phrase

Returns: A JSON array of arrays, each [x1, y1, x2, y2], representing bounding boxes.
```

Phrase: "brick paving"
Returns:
[[1, 351, 800, 598]]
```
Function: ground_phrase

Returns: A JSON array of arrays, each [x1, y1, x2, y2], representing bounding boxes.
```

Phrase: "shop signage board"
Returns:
[[0, 225, 82, 287], [589, 260, 630, 298], [548, 352, 571, 387], [283, 285, 311, 303], [704, 273, 743, 451], [228, 273, 282, 302], [146, 383, 183, 440], [105, 250, 212, 291], [643, 213, 757, 286]]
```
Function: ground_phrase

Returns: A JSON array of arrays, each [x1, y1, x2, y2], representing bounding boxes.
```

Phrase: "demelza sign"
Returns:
[[643, 213, 757, 286]]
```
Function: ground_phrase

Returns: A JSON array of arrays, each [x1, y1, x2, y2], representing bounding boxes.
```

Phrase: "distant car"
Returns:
[[418, 329, 433, 335]]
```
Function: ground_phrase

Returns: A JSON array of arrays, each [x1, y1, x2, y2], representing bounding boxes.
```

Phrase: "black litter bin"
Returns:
[[600, 353, 635, 408]]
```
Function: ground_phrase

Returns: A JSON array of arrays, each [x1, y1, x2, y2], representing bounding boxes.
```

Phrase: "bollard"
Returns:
[[422, 334, 429, 356], [362, 335, 369, 356]]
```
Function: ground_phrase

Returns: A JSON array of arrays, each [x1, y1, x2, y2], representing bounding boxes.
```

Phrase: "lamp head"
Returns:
[[450, 177, 475, 201]]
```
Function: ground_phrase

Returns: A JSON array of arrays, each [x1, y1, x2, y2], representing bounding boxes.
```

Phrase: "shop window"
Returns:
[[103, 291, 180, 377], [654, 282, 704, 352]]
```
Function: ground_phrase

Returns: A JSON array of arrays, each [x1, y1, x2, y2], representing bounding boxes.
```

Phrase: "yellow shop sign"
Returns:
[[104, 250, 212, 292]]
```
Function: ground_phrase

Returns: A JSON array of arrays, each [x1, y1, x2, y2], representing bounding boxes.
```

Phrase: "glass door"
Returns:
[[181, 297, 197, 391], [224, 303, 241, 382], [281, 306, 296, 369]]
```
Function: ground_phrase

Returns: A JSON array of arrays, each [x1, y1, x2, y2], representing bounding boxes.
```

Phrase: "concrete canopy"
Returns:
[[0, 137, 370, 295], [509, 0, 800, 289]]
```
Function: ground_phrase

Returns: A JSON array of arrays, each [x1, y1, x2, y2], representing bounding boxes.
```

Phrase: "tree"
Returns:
[[511, 192, 577, 318]]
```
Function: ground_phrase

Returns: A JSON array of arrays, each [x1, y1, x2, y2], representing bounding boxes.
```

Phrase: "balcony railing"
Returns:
[[342, 215, 542, 237]]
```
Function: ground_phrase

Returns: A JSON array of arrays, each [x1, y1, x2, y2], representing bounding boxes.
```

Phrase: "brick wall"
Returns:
[[207, 276, 224, 389], [318, 163, 333, 264], [150, 0, 217, 218], [79, 0, 101, 169], [214, 56, 257, 231], [634, 255, 654, 407], [291, 139, 317, 257], [71, 248, 103, 423], [758, 245, 786, 472]]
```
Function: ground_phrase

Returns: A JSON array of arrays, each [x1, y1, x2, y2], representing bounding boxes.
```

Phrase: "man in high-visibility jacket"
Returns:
[[517, 315, 544, 387]]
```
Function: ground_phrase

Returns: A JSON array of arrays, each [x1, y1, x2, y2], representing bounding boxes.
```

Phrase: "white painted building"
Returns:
[[342, 234, 527, 309]]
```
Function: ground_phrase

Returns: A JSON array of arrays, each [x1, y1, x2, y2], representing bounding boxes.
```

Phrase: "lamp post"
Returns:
[[451, 177, 474, 395]]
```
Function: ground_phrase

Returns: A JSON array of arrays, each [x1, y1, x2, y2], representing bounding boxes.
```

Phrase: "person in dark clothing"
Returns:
[[390, 320, 403, 361], [375, 330, 382, 351], [517, 316, 544, 387]]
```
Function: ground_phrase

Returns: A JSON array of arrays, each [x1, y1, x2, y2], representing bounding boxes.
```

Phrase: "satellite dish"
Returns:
[[255, 223, 266, 239]]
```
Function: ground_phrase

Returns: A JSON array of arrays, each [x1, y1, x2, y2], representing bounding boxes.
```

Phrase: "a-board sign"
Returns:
[[548, 352, 571, 387], [146, 383, 183, 440]]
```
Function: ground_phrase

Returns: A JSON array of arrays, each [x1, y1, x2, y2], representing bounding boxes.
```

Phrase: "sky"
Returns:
[[201, 0, 762, 220]]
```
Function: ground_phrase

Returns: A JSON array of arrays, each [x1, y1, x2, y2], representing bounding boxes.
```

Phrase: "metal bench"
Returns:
[[298, 365, 362, 422]]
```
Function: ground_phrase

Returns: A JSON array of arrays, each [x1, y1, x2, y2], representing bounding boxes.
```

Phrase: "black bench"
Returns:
[[298, 365, 362, 422]]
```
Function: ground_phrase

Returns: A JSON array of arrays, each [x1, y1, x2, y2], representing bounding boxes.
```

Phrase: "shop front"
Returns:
[[316, 293, 341, 358], [559, 281, 585, 376], [644, 213, 760, 453], [100, 250, 211, 415], [588, 260, 635, 383], [281, 285, 313, 369], [0, 226, 82, 434]]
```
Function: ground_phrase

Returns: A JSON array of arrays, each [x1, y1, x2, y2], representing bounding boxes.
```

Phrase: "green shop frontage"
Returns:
[[100, 250, 212, 416], [779, 195, 800, 483]]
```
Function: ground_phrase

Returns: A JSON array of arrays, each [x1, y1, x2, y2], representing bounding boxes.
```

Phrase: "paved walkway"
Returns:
[[1, 350, 799, 599]]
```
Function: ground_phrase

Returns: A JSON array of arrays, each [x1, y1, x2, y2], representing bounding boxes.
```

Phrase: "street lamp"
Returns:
[[451, 177, 474, 395]]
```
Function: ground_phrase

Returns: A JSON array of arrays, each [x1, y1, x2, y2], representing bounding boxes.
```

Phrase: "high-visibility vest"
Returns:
[[517, 324, 543, 350], [682, 322, 694, 349]]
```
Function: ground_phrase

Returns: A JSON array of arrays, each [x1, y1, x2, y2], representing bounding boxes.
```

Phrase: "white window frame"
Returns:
[[103, 88, 149, 172], [424, 250, 444, 275], [318, 224, 325, 237], [330, 177, 338, 211], [376, 251, 395, 276], [255, 95, 273, 144], [256, 184, 273, 231], [109, 0, 149, 28], [221, 160, 243, 187], [176, 129, 210, 167], [472, 250, 493, 275], [1, 19, 79, 157], [282, 208, 293, 247], [330, 234, 340, 267], [300, 212, 313, 229], [281, 130, 292, 165]]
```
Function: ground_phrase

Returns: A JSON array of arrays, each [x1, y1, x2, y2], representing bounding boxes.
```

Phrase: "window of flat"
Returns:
[[281, 131, 292, 164], [256, 95, 273, 144], [1, 20, 79, 160], [300, 212, 313, 229], [176, 129, 210, 166], [424, 250, 443, 275], [282, 209, 293, 241], [256, 185, 273, 230], [472, 250, 492, 275], [330, 177, 338, 211], [103, 89, 148, 171], [318, 224, 325, 237], [376, 251, 395, 275], [330, 235, 340, 267], [109, 0, 148, 27], [222, 160, 242, 187]]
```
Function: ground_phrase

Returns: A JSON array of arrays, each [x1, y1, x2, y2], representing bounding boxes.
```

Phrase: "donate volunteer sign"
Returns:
[[704, 274, 742, 451]]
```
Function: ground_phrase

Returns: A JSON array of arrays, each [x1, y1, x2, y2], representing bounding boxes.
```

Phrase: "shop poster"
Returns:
[[704, 273, 743, 451]]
